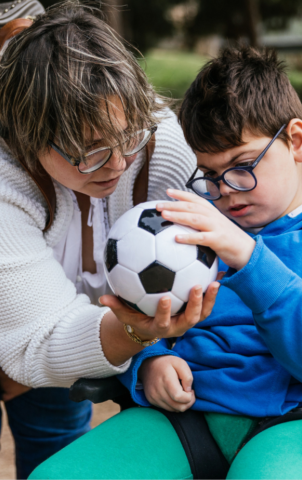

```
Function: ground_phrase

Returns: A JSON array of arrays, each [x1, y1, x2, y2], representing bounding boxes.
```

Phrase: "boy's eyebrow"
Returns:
[[198, 149, 258, 170]]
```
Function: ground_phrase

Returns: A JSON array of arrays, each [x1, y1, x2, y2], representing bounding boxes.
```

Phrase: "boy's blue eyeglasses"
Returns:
[[48, 125, 157, 174], [186, 124, 286, 200]]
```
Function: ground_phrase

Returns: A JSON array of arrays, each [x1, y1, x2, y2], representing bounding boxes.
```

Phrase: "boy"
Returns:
[[30, 47, 302, 479], [120, 47, 302, 477]]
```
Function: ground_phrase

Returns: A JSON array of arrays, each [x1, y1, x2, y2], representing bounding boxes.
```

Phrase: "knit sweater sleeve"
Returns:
[[147, 109, 197, 200], [0, 189, 130, 388]]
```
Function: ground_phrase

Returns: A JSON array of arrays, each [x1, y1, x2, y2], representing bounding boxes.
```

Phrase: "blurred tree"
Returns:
[[39, 0, 302, 51], [180, 0, 261, 48], [261, 0, 302, 31], [121, 0, 302, 52], [121, 0, 183, 52], [179, 0, 302, 50]]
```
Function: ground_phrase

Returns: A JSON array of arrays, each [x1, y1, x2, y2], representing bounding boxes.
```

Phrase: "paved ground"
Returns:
[[0, 400, 120, 479]]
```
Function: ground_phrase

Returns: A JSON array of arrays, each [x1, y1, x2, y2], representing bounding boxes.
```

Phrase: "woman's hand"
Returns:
[[100, 279, 220, 342], [156, 189, 256, 271], [0, 368, 31, 402], [139, 355, 195, 412]]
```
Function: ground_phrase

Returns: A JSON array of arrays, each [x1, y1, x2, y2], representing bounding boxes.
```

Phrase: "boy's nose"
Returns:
[[219, 181, 238, 196]]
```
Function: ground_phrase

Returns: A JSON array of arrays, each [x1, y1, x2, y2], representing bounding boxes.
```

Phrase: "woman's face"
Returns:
[[38, 97, 138, 198]]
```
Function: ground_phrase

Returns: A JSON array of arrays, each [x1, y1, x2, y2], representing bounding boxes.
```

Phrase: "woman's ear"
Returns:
[[286, 119, 302, 163]]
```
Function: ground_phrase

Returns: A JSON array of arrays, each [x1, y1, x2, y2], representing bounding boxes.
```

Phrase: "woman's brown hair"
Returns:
[[0, 1, 163, 172]]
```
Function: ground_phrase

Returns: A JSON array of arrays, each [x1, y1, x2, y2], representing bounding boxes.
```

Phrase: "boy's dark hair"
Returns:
[[179, 47, 302, 153]]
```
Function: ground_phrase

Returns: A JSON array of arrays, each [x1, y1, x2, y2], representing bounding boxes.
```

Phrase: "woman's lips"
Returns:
[[92, 176, 121, 188], [228, 204, 252, 217]]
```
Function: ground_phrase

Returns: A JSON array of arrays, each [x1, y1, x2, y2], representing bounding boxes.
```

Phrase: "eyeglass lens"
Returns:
[[192, 169, 256, 200], [78, 129, 152, 173]]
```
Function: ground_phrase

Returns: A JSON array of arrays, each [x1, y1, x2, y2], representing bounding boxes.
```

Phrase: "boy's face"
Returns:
[[195, 125, 302, 229]]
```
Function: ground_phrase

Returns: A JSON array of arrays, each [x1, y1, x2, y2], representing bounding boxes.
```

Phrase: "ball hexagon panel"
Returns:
[[119, 298, 145, 314], [197, 245, 217, 269], [137, 291, 183, 317], [155, 225, 197, 272], [207, 256, 219, 284], [104, 239, 118, 272], [117, 227, 156, 273], [139, 261, 175, 294], [172, 260, 217, 302], [138, 209, 173, 235], [108, 207, 144, 241], [107, 264, 146, 304], [135, 200, 167, 210]]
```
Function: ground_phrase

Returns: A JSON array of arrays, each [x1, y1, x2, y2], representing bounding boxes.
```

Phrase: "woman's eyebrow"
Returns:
[[85, 139, 103, 149], [84, 126, 130, 149]]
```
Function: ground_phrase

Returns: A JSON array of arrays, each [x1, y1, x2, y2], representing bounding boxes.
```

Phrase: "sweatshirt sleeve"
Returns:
[[118, 338, 179, 406], [0, 197, 130, 388], [221, 236, 302, 381]]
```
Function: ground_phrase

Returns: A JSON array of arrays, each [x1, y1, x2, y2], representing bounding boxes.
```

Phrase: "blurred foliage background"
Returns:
[[42, 0, 302, 99]]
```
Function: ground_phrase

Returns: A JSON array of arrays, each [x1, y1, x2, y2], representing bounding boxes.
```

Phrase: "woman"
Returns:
[[0, 2, 219, 477]]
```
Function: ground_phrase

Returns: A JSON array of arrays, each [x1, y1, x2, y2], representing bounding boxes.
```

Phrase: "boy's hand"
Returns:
[[139, 355, 195, 412], [100, 279, 220, 341], [157, 189, 256, 271]]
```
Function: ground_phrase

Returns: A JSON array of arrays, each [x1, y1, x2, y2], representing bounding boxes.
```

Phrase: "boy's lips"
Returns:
[[228, 204, 252, 217]]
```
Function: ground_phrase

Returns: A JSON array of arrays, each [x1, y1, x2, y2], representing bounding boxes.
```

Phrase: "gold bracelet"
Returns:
[[123, 324, 159, 347]]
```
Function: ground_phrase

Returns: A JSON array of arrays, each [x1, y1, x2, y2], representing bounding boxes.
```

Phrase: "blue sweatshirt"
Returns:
[[119, 206, 302, 417]]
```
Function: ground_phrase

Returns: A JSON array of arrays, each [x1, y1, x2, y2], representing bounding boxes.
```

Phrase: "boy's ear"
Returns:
[[286, 119, 302, 163]]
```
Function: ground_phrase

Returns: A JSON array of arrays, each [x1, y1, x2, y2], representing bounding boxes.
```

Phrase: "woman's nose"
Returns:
[[106, 148, 127, 171]]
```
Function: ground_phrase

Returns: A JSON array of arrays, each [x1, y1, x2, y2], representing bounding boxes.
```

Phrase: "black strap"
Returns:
[[155, 407, 302, 478], [155, 408, 229, 479], [241, 407, 302, 450]]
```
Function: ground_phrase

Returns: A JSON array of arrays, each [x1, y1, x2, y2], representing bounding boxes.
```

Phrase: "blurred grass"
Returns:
[[138, 49, 207, 99], [139, 49, 302, 101], [288, 70, 302, 100]]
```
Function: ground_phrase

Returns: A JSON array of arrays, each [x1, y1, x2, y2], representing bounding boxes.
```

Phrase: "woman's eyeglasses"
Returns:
[[186, 124, 286, 200], [48, 125, 157, 174]]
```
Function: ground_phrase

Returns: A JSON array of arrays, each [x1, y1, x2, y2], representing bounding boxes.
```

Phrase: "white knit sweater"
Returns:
[[0, 110, 196, 388]]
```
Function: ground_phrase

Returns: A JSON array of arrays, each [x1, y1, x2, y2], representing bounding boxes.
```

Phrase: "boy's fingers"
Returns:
[[165, 376, 193, 403], [176, 231, 218, 253], [164, 389, 196, 411], [177, 364, 194, 393], [156, 200, 212, 214], [166, 188, 207, 205], [161, 210, 213, 232]]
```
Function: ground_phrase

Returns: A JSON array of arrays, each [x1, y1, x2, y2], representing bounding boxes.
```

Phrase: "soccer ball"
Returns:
[[104, 200, 218, 316]]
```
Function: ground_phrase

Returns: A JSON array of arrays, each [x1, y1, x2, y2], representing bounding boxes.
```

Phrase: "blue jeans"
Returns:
[[0, 388, 92, 479]]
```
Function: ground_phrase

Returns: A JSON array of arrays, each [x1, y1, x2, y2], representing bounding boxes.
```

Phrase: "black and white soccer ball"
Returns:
[[104, 201, 218, 316]]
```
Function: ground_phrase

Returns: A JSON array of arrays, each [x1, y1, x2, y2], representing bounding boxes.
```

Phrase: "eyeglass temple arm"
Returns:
[[186, 167, 199, 187], [251, 124, 287, 169], [48, 140, 77, 167]]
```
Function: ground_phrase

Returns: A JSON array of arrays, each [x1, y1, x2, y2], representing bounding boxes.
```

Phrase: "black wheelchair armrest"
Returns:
[[69, 376, 136, 410]]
